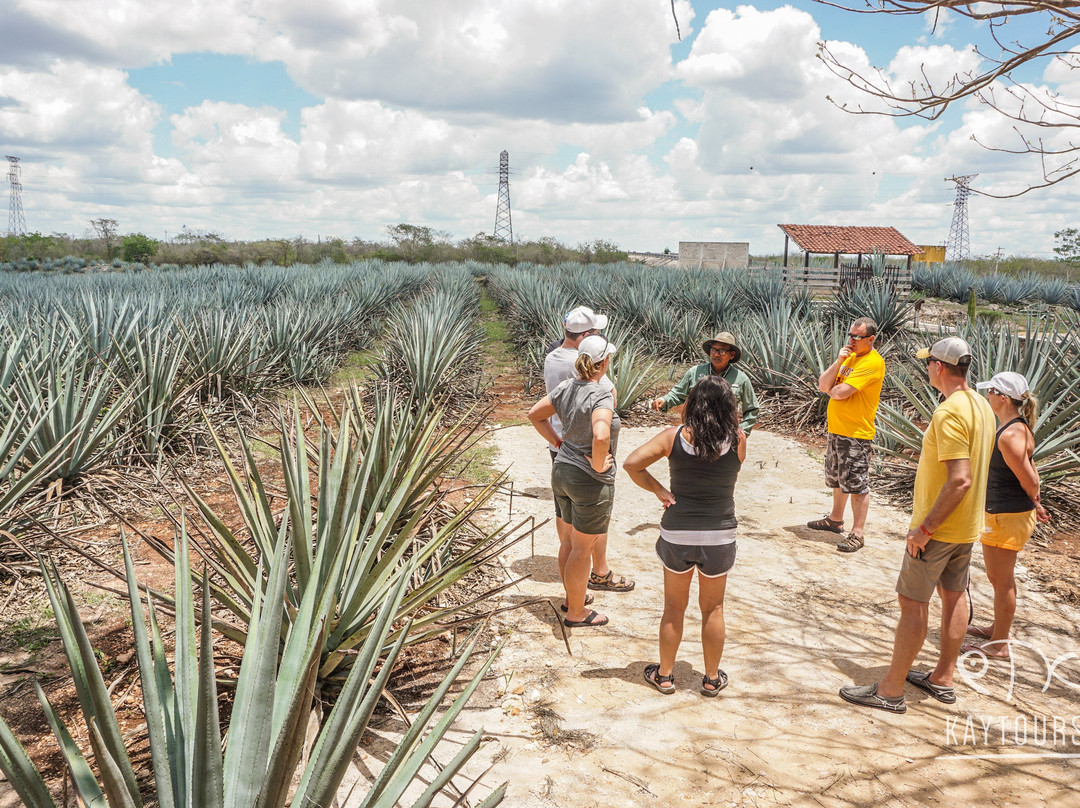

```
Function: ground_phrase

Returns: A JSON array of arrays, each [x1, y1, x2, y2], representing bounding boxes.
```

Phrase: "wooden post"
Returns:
[[833, 252, 839, 268], [783, 235, 789, 267]]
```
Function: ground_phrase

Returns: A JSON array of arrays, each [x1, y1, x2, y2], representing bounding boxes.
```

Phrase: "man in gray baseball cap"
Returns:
[[650, 331, 759, 434], [840, 336, 994, 713]]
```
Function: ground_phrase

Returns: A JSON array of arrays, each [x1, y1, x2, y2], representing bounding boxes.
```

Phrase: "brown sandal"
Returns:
[[807, 515, 844, 534], [587, 570, 635, 592], [836, 532, 864, 553]]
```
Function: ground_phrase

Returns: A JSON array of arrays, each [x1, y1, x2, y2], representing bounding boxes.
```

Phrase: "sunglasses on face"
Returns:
[[848, 333, 872, 341]]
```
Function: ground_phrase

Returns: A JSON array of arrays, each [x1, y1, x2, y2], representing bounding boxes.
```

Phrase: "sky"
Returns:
[[2, 0, 1079, 257]]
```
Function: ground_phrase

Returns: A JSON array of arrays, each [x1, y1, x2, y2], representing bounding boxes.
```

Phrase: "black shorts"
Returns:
[[655, 537, 736, 577]]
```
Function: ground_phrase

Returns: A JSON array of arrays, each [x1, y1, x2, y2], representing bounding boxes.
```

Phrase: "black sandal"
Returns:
[[643, 663, 675, 695], [559, 593, 594, 612], [562, 610, 608, 628], [701, 670, 728, 697]]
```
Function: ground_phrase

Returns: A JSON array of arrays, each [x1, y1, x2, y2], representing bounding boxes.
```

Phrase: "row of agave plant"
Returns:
[[0, 262, 429, 529], [483, 262, 1079, 514], [1, 265, 518, 805], [913, 262, 1080, 310], [482, 263, 906, 414]]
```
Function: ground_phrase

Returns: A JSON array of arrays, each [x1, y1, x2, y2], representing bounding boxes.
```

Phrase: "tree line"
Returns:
[[1, 221, 629, 268]]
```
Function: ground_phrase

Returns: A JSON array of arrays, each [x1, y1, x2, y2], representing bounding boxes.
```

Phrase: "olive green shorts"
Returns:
[[551, 461, 614, 535]]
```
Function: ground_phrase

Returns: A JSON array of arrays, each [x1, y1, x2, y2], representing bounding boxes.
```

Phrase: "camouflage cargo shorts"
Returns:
[[824, 433, 871, 495]]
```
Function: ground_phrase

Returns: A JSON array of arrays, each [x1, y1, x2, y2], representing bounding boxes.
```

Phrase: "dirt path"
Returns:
[[442, 425, 1079, 808]]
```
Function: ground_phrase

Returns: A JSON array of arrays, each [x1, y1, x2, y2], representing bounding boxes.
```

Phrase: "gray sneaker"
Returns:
[[839, 683, 906, 714], [906, 670, 957, 704]]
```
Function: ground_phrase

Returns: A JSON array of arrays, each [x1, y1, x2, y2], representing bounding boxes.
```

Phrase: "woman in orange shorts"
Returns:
[[965, 371, 1050, 659]]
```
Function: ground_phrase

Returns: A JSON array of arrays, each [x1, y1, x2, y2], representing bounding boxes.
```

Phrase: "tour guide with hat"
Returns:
[[651, 331, 759, 433], [840, 336, 995, 714]]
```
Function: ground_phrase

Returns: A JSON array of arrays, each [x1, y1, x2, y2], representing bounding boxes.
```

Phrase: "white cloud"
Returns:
[[13, 0, 261, 65], [0, 62, 159, 150], [2, 0, 1078, 256]]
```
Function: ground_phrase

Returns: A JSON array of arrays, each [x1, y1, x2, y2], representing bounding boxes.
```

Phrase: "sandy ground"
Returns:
[[425, 424, 1080, 808], [4, 424, 1077, 808]]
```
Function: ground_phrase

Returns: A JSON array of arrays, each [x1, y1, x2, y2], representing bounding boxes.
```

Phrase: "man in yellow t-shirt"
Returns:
[[807, 317, 886, 553], [840, 337, 994, 714]]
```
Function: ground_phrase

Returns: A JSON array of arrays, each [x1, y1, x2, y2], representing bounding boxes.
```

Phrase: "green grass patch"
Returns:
[[477, 285, 516, 374], [328, 344, 383, 386], [445, 438, 502, 486], [7, 614, 58, 655]]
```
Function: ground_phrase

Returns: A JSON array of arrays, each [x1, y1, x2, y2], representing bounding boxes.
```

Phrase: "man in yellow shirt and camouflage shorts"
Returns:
[[807, 317, 886, 553], [839, 337, 994, 713]]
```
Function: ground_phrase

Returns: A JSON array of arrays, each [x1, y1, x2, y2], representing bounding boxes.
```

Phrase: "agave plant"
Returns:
[[154, 386, 528, 687], [180, 309, 282, 404], [637, 302, 705, 362], [826, 279, 914, 335], [9, 345, 136, 491], [0, 530, 506, 808], [740, 304, 850, 431], [607, 338, 663, 418], [1037, 276, 1071, 306], [375, 282, 485, 405], [113, 326, 194, 461]]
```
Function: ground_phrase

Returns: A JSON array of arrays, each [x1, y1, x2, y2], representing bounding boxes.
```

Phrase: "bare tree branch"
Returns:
[[814, 1, 1080, 196]]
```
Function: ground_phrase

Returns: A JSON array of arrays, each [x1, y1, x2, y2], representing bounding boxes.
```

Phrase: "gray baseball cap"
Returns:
[[916, 336, 973, 366]]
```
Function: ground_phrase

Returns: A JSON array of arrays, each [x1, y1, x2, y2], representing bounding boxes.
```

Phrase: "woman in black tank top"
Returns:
[[625, 376, 746, 696], [964, 372, 1050, 660]]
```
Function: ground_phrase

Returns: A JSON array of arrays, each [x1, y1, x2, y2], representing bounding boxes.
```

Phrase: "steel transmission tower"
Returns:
[[493, 150, 513, 243], [945, 174, 978, 262], [7, 156, 27, 236]]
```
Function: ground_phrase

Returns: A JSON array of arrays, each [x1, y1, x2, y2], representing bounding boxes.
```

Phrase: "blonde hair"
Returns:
[[575, 352, 602, 380], [1018, 391, 1039, 431]]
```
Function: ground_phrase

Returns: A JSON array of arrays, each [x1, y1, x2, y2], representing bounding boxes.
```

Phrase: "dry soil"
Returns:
[[422, 424, 1080, 808]]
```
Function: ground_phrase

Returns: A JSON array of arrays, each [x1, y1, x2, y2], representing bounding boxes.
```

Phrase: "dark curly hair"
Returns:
[[683, 376, 740, 461]]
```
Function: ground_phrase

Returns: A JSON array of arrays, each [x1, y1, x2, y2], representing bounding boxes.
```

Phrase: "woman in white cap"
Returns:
[[528, 334, 620, 628], [965, 371, 1050, 658]]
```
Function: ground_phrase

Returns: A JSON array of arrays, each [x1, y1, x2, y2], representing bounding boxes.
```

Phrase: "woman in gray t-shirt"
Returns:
[[528, 335, 620, 629]]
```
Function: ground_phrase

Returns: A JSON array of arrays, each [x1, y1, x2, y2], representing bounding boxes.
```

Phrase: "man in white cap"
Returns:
[[650, 331, 759, 434], [544, 306, 634, 593], [840, 336, 994, 713]]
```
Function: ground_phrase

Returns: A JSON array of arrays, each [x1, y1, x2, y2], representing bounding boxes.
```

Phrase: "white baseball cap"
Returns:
[[578, 334, 617, 362], [976, 371, 1029, 401], [564, 306, 608, 333]]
